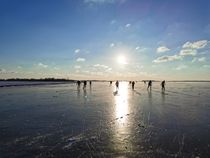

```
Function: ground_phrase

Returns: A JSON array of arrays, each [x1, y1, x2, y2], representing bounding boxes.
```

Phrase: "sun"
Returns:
[[117, 55, 127, 65]]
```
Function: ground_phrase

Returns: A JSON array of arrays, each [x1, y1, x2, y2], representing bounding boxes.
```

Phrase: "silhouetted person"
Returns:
[[161, 80, 165, 91], [115, 80, 119, 90], [77, 81, 81, 87], [89, 81, 92, 86], [132, 81, 135, 90], [129, 81, 132, 84], [110, 81, 112, 85], [147, 80, 152, 91], [83, 81, 87, 89]]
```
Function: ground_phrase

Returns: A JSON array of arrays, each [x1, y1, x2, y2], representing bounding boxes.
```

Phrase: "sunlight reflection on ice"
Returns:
[[115, 82, 129, 124], [113, 82, 132, 152]]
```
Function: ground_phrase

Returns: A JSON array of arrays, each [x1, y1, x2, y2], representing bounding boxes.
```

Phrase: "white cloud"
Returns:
[[135, 47, 148, 53], [74, 49, 80, 53], [83, 70, 90, 73], [125, 23, 131, 28], [106, 67, 112, 72], [203, 65, 210, 68], [198, 57, 206, 62], [157, 46, 170, 53], [74, 65, 81, 69], [153, 55, 182, 63], [175, 65, 187, 70], [192, 57, 206, 63], [38, 63, 48, 68], [54, 67, 60, 70], [179, 49, 197, 56], [0, 68, 17, 74], [94, 64, 109, 69], [17, 66, 22, 69], [135, 46, 140, 50], [182, 40, 208, 49], [76, 58, 86, 62], [110, 43, 115, 47], [93, 64, 112, 72], [0, 68, 6, 73]]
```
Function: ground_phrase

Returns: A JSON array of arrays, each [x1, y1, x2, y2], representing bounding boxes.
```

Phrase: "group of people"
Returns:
[[77, 80, 166, 91], [145, 80, 166, 91], [76, 80, 91, 89], [113, 80, 166, 91], [144, 80, 166, 91]]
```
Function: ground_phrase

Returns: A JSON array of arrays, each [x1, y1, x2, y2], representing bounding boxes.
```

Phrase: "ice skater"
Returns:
[[132, 81, 135, 90], [115, 80, 119, 90], [161, 80, 165, 92], [110, 81, 112, 86], [77, 80, 81, 88], [89, 81, 92, 86], [83, 81, 87, 89], [147, 80, 152, 91]]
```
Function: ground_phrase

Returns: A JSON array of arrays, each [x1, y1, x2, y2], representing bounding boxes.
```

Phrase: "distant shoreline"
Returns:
[[0, 78, 210, 82]]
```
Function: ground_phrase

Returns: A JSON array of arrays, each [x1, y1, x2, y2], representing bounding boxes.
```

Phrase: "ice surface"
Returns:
[[0, 81, 210, 157]]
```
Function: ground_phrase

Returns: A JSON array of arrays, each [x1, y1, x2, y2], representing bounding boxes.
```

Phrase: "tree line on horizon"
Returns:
[[0, 78, 75, 82], [0, 78, 209, 82]]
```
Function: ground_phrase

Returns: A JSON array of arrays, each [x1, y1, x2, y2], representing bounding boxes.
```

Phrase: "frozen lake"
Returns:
[[0, 81, 210, 157]]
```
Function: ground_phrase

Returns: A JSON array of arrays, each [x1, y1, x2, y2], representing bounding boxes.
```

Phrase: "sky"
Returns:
[[0, 0, 210, 80]]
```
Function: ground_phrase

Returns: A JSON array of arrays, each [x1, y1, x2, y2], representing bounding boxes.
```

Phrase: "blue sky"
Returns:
[[0, 0, 210, 80]]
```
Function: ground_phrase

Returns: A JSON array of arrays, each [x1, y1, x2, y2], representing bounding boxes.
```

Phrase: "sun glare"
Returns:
[[117, 55, 127, 65]]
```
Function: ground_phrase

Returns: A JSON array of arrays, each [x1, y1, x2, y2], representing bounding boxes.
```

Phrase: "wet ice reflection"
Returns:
[[115, 82, 129, 124], [1, 82, 210, 157], [113, 82, 132, 152]]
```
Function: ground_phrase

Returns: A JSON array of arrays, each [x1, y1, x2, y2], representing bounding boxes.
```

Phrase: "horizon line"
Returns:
[[1, 78, 210, 82]]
